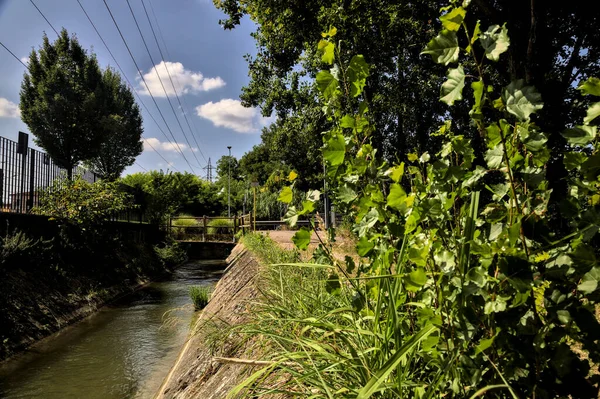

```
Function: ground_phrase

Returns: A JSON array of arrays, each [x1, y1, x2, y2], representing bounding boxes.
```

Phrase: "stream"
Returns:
[[0, 260, 225, 399]]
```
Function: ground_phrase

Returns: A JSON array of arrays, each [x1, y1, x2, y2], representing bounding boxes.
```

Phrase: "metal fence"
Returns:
[[0, 132, 96, 214]]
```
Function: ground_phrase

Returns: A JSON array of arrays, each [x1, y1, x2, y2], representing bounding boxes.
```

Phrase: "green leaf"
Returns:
[[340, 114, 355, 128], [387, 184, 407, 211], [325, 272, 341, 295], [298, 200, 315, 215], [462, 166, 487, 188], [306, 190, 321, 202], [564, 152, 587, 171], [338, 185, 357, 203], [318, 40, 335, 64], [578, 267, 600, 294], [278, 186, 293, 204], [562, 125, 596, 146], [404, 267, 427, 292], [582, 153, 600, 181], [386, 163, 405, 183], [485, 123, 501, 148], [321, 26, 337, 38], [421, 30, 459, 66], [284, 206, 299, 227], [440, 7, 466, 31], [502, 80, 543, 122], [356, 236, 374, 257], [485, 146, 504, 169], [578, 77, 600, 96], [292, 228, 311, 250], [323, 133, 346, 166], [407, 152, 418, 162], [316, 70, 338, 99], [470, 79, 484, 118], [489, 222, 503, 241], [479, 24, 510, 61], [584, 102, 600, 125], [357, 325, 437, 399], [288, 170, 298, 181], [347, 55, 369, 97], [557, 310, 571, 324], [475, 328, 500, 354], [440, 65, 466, 106]]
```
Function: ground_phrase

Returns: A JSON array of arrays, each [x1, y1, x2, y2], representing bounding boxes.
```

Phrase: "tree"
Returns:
[[20, 29, 104, 178], [85, 68, 143, 180], [216, 155, 241, 180]]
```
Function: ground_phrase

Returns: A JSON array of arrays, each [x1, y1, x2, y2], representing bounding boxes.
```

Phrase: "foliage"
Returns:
[[0, 230, 52, 272], [189, 285, 211, 310], [20, 29, 104, 178], [235, 9, 600, 398], [120, 171, 225, 222], [154, 240, 188, 268], [35, 177, 133, 226], [85, 68, 143, 180], [241, 233, 299, 265]]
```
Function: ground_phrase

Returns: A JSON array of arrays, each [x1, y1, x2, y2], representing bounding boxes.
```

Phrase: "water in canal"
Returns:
[[0, 260, 225, 399]]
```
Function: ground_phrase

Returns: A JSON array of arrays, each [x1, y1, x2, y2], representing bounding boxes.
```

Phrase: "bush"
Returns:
[[189, 285, 211, 309], [0, 230, 52, 272], [154, 241, 188, 268]]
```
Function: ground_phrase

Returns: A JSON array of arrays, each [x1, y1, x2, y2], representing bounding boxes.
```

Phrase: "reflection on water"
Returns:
[[0, 260, 225, 399]]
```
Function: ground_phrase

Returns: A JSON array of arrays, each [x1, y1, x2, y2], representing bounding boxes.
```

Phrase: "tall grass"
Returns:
[[171, 214, 200, 240], [189, 285, 211, 310]]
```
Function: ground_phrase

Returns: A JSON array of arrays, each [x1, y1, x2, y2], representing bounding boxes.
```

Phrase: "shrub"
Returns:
[[189, 285, 211, 309], [0, 230, 51, 271], [154, 241, 188, 268], [206, 218, 233, 238]]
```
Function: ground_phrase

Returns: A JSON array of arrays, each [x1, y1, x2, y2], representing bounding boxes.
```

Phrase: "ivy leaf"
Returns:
[[578, 267, 600, 294], [502, 80, 544, 122], [347, 55, 369, 97], [564, 152, 587, 171], [440, 65, 466, 106], [440, 7, 466, 31], [584, 102, 600, 125], [292, 228, 312, 250], [578, 77, 600, 96], [279, 186, 293, 204], [357, 236, 374, 257], [421, 30, 459, 65], [323, 133, 346, 166], [316, 70, 338, 99], [562, 125, 596, 146], [387, 184, 407, 211], [479, 24, 510, 61], [338, 185, 357, 203], [485, 146, 504, 169]]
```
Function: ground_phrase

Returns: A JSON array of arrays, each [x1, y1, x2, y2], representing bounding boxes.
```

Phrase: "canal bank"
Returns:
[[0, 259, 226, 399], [156, 243, 262, 399]]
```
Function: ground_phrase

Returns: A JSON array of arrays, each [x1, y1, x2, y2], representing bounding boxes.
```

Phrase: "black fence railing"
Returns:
[[0, 132, 97, 214]]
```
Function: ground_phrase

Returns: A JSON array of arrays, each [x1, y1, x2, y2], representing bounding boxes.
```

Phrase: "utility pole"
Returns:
[[203, 157, 213, 182], [227, 146, 232, 218]]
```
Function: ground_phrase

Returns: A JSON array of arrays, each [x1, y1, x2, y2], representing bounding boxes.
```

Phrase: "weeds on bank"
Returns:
[[189, 285, 212, 310]]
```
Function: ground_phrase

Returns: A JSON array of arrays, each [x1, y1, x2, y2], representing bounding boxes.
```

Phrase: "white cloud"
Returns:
[[20, 57, 29, 65], [137, 61, 225, 97], [196, 99, 268, 134], [0, 98, 21, 118], [142, 137, 197, 153]]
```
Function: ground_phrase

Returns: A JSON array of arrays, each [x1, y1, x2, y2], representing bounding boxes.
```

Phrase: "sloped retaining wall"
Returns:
[[156, 243, 260, 399]]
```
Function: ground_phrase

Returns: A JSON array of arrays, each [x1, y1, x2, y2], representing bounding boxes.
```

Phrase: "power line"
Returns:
[[140, 0, 208, 164], [147, 0, 210, 168], [135, 161, 148, 171], [75, 0, 181, 173], [0, 41, 29, 69], [29, 0, 59, 37], [101, 0, 198, 174], [124, 0, 204, 170]]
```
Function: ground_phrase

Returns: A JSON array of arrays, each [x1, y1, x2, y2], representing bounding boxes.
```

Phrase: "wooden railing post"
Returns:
[[233, 215, 238, 242], [203, 215, 207, 242]]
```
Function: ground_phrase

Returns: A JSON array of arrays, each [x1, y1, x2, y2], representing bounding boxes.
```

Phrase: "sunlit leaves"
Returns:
[[421, 30, 459, 65], [440, 65, 465, 105], [292, 227, 311, 250], [440, 7, 466, 31], [347, 55, 369, 97], [470, 79, 484, 118], [316, 71, 338, 99], [485, 146, 504, 168], [404, 267, 427, 291], [356, 236, 374, 257], [338, 185, 357, 203], [584, 102, 600, 125], [578, 77, 600, 96], [278, 186, 293, 203], [502, 80, 543, 122], [385, 163, 405, 183], [306, 190, 321, 202], [321, 26, 337, 38], [386, 184, 407, 211], [562, 125, 596, 146], [288, 170, 298, 181], [564, 152, 587, 170], [323, 133, 346, 166], [318, 40, 335, 64], [578, 267, 600, 294], [479, 24, 510, 61]]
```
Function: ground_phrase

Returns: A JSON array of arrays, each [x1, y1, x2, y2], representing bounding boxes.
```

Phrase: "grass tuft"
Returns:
[[189, 285, 211, 310]]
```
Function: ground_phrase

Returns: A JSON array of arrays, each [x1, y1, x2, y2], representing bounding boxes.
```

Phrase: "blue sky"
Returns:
[[0, 0, 264, 177]]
